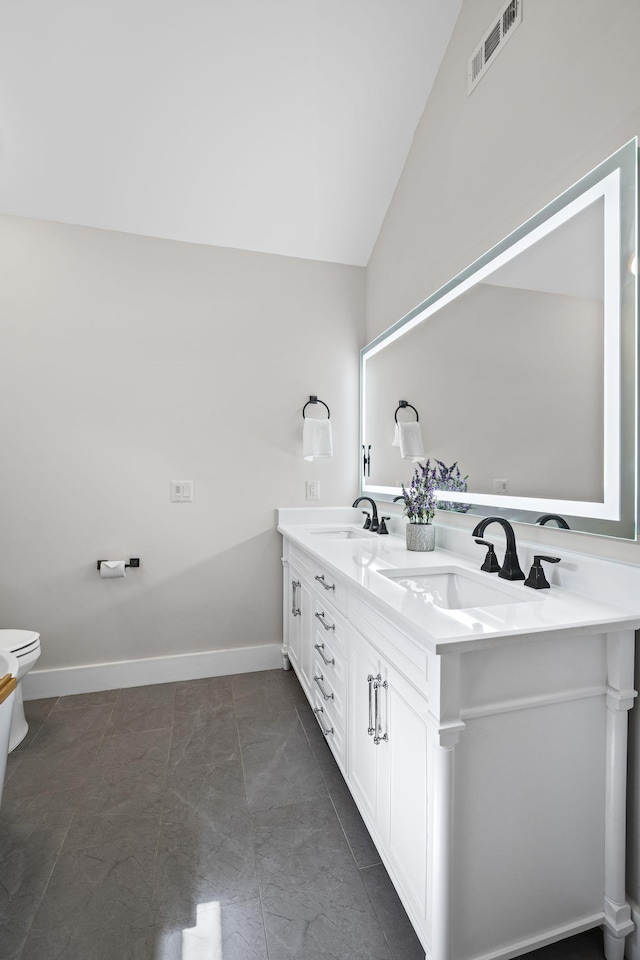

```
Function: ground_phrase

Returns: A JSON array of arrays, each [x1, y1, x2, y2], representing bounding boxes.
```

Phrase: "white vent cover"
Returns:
[[467, 0, 523, 94]]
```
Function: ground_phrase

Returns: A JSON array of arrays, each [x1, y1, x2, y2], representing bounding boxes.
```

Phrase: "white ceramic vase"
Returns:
[[406, 523, 435, 552]]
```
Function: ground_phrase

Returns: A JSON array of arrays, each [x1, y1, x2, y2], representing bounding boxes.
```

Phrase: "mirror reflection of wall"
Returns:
[[360, 140, 637, 539]]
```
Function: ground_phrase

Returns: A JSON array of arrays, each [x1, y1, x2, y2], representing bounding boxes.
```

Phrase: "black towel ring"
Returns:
[[302, 395, 331, 419], [394, 400, 419, 423]]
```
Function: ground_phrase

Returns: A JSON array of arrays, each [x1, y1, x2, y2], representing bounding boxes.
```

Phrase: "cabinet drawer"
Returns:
[[312, 690, 346, 770], [312, 596, 346, 649], [312, 627, 346, 690], [311, 564, 347, 614], [311, 650, 346, 727]]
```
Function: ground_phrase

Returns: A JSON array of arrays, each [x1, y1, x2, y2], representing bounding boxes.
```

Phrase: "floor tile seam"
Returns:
[[14, 815, 85, 960], [243, 774, 274, 960], [234, 712, 272, 959], [3, 753, 23, 784], [103, 721, 174, 740], [358, 867, 403, 960], [326, 782, 385, 873]]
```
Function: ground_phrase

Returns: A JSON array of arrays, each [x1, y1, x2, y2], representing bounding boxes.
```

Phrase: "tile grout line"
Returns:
[[234, 681, 273, 960], [146, 683, 178, 940], [16, 692, 121, 960]]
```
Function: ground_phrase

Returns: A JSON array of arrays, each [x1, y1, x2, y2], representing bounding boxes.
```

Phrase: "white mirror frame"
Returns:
[[360, 139, 638, 539]]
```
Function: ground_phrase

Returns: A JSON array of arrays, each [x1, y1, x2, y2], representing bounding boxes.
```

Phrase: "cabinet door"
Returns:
[[377, 663, 429, 923], [297, 576, 312, 694], [286, 565, 303, 673], [347, 625, 380, 827], [287, 566, 312, 697]]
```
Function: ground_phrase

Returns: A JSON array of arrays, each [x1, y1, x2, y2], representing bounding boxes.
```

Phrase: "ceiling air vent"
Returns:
[[467, 0, 523, 94]]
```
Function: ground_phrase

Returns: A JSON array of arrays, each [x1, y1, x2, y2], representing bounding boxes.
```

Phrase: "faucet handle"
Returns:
[[379, 516, 390, 535], [524, 555, 561, 590], [474, 539, 500, 573], [362, 511, 371, 529]]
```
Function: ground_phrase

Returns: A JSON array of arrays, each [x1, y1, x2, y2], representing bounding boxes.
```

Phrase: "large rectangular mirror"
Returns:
[[361, 139, 638, 539]]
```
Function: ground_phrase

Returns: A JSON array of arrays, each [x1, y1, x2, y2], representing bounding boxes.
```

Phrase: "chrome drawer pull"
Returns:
[[314, 674, 334, 700], [314, 611, 335, 632], [315, 574, 336, 592], [291, 580, 301, 617], [314, 642, 335, 666], [314, 706, 334, 737], [367, 674, 375, 736], [373, 676, 389, 745]]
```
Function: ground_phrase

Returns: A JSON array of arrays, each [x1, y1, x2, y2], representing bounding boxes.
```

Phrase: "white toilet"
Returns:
[[0, 630, 41, 751]]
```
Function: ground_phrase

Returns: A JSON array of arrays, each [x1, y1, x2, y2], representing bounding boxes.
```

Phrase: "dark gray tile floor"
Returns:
[[0, 668, 605, 960]]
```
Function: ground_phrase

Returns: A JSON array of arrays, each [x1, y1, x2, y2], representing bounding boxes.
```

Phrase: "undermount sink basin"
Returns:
[[380, 567, 535, 610], [308, 527, 378, 541]]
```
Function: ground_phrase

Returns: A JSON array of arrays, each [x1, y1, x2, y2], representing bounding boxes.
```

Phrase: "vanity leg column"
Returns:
[[430, 728, 462, 960], [603, 631, 637, 960]]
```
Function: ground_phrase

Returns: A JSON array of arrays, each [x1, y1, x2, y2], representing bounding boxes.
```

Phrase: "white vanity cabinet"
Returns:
[[280, 522, 637, 960]]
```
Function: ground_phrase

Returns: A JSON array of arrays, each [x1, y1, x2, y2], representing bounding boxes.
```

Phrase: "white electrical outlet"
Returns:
[[171, 480, 194, 502], [493, 478, 508, 494], [306, 480, 320, 501]]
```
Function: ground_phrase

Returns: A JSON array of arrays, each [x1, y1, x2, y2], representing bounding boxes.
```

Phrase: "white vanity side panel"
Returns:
[[459, 632, 607, 717], [451, 697, 606, 960]]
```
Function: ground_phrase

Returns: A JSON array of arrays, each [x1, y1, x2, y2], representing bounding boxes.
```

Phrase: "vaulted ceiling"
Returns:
[[0, 1, 461, 265]]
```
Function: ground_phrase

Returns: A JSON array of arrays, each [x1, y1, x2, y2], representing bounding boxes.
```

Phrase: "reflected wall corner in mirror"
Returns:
[[360, 138, 638, 541]]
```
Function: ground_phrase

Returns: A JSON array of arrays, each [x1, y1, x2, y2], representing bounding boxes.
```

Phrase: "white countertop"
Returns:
[[278, 508, 640, 653]]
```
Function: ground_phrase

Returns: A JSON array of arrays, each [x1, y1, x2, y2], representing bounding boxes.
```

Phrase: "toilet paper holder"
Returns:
[[96, 558, 140, 571]]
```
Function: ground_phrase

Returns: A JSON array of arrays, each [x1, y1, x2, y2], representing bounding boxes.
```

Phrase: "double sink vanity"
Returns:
[[278, 506, 640, 960]]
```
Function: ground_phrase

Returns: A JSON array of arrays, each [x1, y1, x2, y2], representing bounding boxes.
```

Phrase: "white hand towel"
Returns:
[[303, 417, 333, 461], [392, 422, 400, 447], [398, 421, 425, 461]]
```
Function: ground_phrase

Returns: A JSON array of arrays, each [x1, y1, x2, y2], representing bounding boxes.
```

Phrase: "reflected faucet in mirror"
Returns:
[[536, 514, 570, 529], [472, 517, 525, 581]]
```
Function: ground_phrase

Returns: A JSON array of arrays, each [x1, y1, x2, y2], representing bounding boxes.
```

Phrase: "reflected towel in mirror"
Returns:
[[303, 417, 333, 460], [396, 421, 425, 460]]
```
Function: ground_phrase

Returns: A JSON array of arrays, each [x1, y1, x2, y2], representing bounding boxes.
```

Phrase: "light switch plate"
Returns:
[[171, 480, 194, 502]]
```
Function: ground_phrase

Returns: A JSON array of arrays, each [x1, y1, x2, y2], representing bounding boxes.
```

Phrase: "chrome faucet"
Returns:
[[471, 516, 525, 581], [352, 497, 379, 532]]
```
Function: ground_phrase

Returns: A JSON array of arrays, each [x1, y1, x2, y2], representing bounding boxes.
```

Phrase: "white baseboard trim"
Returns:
[[626, 899, 640, 960], [22, 643, 284, 700]]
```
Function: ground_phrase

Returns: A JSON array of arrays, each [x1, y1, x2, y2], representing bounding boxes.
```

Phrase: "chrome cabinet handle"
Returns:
[[314, 674, 334, 700], [314, 706, 334, 737], [314, 611, 335, 632], [373, 675, 389, 745], [315, 574, 336, 592], [367, 674, 375, 735], [291, 580, 301, 617], [314, 642, 335, 666]]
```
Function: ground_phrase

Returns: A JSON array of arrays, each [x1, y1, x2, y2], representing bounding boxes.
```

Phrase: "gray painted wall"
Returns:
[[0, 217, 364, 671]]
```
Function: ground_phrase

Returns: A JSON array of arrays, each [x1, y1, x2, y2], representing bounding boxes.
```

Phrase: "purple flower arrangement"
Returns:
[[399, 459, 471, 522], [399, 460, 438, 524]]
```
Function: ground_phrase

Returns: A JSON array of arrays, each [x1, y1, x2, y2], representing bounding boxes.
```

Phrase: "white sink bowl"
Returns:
[[380, 567, 536, 610], [308, 526, 378, 541]]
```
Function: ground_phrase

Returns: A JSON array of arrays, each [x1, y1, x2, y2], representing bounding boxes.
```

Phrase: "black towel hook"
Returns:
[[394, 400, 419, 423], [302, 395, 331, 419]]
